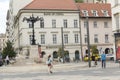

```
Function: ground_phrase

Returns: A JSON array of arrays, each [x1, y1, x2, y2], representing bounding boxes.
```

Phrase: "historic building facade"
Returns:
[[111, 0, 120, 60], [6, 0, 114, 61]]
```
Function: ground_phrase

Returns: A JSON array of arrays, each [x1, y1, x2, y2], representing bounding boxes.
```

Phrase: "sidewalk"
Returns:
[[0, 61, 119, 73]]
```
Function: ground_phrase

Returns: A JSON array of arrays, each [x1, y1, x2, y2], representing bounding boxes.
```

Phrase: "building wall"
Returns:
[[14, 10, 82, 60], [83, 0, 111, 3], [81, 17, 113, 55], [111, 0, 120, 60], [0, 34, 6, 53]]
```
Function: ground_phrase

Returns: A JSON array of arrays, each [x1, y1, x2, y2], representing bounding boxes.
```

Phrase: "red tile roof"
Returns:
[[23, 0, 78, 10], [76, 3, 111, 17]]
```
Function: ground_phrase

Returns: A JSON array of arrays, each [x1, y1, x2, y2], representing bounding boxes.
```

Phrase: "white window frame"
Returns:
[[84, 35, 87, 43], [104, 21, 108, 28], [63, 19, 67, 28], [41, 34, 45, 44], [93, 21, 97, 28], [91, 10, 98, 17], [102, 10, 109, 17], [64, 34, 68, 44], [52, 19, 56, 28], [52, 34, 57, 44], [74, 19, 78, 28], [94, 34, 98, 43], [82, 10, 89, 17], [105, 34, 109, 43], [29, 35, 32, 44], [74, 34, 79, 43]]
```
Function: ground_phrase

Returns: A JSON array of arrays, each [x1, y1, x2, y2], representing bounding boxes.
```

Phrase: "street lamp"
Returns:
[[86, 16, 91, 67], [23, 14, 42, 45], [61, 27, 64, 63]]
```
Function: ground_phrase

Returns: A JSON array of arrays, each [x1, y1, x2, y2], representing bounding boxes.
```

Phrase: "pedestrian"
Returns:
[[101, 51, 106, 68], [5, 55, 9, 65], [46, 55, 53, 74]]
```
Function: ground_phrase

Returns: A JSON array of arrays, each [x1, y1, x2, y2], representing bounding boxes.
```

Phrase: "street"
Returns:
[[0, 67, 120, 80], [0, 61, 120, 80]]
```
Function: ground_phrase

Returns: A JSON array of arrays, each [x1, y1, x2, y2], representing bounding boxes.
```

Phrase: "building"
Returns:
[[83, 0, 111, 3], [77, 3, 114, 59], [6, 0, 114, 61], [111, 0, 120, 60], [0, 34, 6, 53], [7, 0, 81, 61]]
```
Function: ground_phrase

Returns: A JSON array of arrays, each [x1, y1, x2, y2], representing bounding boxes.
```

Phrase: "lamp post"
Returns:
[[23, 14, 42, 45], [61, 27, 64, 63], [86, 16, 91, 67]]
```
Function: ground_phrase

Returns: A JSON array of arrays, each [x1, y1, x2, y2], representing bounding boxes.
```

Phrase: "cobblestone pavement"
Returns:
[[0, 61, 120, 80]]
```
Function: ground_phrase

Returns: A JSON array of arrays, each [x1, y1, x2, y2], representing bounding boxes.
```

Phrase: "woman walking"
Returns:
[[46, 55, 53, 74]]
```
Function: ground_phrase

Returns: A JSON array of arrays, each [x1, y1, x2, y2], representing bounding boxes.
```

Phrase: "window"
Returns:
[[63, 19, 67, 28], [84, 35, 87, 43], [84, 21, 87, 28], [93, 21, 97, 28], [92, 10, 98, 17], [29, 22, 32, 28], [53, 34, 57, 44], [74, 34, 79, 43], [52, 19, 56, 28], [115, 0, 119, 5], [74, 20, 78, 28], [40, 18, 44, 28], [105, 34, 109, 43], [115, 14, 119, 29], [104, 22, 108, 28], [94, 34, 98, 43], [64, 34, 68, 44], [82, 10, 89, 17], [41, 34, 45, 44], [102, 10, 109, 17], [29, 35, 32, 44]]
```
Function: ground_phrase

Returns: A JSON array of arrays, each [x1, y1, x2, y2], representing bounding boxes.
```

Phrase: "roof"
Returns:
[[76, 3, 111, 17], [23, 0, 78, 10]]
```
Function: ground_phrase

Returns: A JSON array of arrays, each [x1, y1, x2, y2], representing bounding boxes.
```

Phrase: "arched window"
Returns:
[[53, 51, 58, 58], [75, 50, 80, 60]]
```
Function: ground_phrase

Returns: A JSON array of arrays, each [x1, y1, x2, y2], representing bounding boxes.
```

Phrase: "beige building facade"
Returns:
[[6, 0, 114, 61]]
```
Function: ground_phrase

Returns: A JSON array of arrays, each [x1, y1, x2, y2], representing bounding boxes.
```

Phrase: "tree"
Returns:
[[75, 0, 84, 3], [57, 47, 64, 57], [96, 0, 102, 2], [90, 45, 98, 56], [2, 40, 17, 59]]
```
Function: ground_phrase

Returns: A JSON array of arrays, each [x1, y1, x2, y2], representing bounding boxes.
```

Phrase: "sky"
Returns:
[[0, 0, 9, 34]]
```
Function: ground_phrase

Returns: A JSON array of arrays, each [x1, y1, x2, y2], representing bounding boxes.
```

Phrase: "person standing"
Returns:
[[101, 52, 106, 68], [46, 55, 53, 74], [5, 55, 9, 65]]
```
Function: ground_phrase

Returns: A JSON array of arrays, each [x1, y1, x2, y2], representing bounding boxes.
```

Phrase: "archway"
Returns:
[[53, 51, 58, 58], [105, 48, 110, 54], [75, 50, 80, 60], [64, 51, 70, 62], [41, 51, 46, 58]]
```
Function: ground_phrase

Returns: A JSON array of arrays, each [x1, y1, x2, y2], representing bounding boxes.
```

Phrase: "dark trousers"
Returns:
[[102, 60, 106, 68]]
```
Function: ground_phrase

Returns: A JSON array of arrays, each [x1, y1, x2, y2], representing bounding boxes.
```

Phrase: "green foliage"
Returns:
[[2, 40, 17, 59], [57, 47, 63, 57], [90, 45, 99, 56], [75, 0, 83, 3], [97, 0, 102, 2]]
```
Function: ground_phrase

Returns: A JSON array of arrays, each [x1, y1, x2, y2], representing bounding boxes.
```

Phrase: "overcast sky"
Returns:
[[0, 0, 9, 34]]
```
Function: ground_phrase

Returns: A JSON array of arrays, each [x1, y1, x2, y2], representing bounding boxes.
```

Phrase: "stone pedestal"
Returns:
[[29, 45, 39, 58]]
